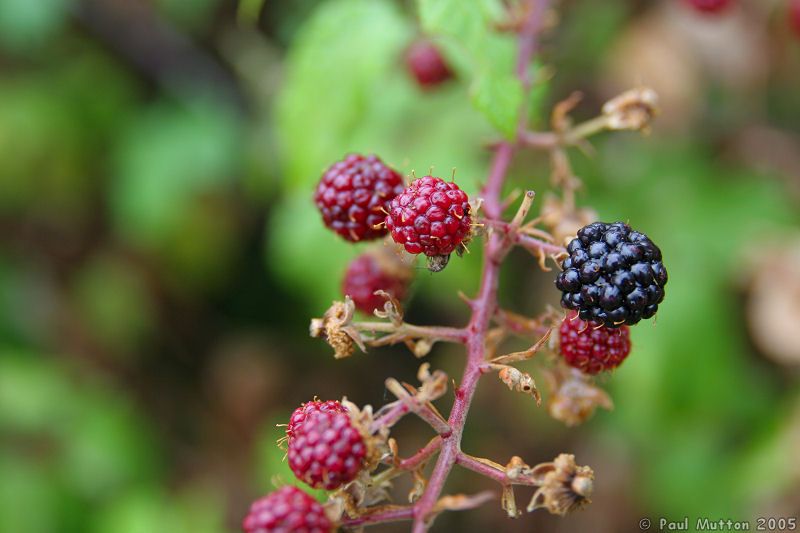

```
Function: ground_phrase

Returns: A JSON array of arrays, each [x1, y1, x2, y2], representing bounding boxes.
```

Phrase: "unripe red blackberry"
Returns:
[[314, 154, 405, 242], [555, 222, 667, 327], [790, 0, 800, 37], [342, 251, 412, 314], [287, 407, 366, 490], [405, 40, 453, 89], [385, 176, 471, 272], [683, 0, 731, 14], [286, 400, 347, 443], [242, 485, 332, 533], [559, 312, 632, 374]]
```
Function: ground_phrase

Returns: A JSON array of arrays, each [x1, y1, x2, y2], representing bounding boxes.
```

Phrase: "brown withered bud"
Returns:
[[546, 366, 613, 426], [527, 454, 594, 515], [602, 86, 659, 133], [539, 193, 598, 247], [309, 298, 366, 359]]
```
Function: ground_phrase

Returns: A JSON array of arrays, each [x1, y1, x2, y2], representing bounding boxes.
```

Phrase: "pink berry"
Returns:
[[559, 312, 632, 374], [342, 252, 411, 314], [287, 407, 366, 490], [683, 0, 731, 14], [286, 400, 347, 443], [385, 176, 471, 271], [405, 40, 453, 89], [242, 486, 332, 533], [314, 154, 405, 243]]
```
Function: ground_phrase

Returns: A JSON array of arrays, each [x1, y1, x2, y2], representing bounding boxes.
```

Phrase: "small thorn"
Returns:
[[451, 167, 457, 181], [411, 169, 417, 179], [373, 221, 386, 230], [592, 324, 604, 331], [429, 165, 434, 175], [349, 229, 359, 240]]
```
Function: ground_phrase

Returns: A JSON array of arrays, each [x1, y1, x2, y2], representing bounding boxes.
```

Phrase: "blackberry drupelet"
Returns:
[[555, 222, 667, 327]]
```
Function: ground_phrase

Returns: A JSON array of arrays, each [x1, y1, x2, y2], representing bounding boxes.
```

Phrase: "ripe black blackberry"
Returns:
[[555, 222, 667, 327]]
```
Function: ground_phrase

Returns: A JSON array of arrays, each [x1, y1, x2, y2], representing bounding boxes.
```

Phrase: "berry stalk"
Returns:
[[410, 2, 550, 530]]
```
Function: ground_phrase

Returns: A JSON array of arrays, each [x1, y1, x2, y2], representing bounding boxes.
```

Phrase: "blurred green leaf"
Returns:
[[110, 95, 242, 247], [416, 0, 522, 138], [0, 0, 71, 51]]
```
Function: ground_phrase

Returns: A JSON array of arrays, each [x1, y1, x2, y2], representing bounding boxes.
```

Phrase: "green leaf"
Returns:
[[416, 0, 524, 138], [471, 73, 523, 139]]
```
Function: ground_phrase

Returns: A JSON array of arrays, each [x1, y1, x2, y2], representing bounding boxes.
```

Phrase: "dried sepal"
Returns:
[[490, 328, 552, 364], [602, 86, 659, 133], [527, 454, 594, 516], [505, 456, 535, 481], [545, 366, 613, 426], [372, 290, 404, 326], [340, 398, 387, 469], [409, 467, 428, 503], [501, 485, 521, 518], [310, 298, 366, 359], [496, 365, 541, 406]]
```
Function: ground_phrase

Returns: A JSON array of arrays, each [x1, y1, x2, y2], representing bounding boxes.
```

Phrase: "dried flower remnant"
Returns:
[[527, 454, 594, 515], [546, 366, 613, 426], [602, 86, 659, 133]]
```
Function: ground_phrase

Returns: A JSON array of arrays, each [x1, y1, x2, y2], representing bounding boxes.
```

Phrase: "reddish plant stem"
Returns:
[[341, 506, 416, 528], [371, 400, 451, 436], [455, 452, 537, 487], [398, 436, 443, 470], [410, 2, 549, 531]]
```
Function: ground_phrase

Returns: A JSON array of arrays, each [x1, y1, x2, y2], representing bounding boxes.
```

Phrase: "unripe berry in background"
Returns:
[[385, 176, 471, 271], [790, 0, 800, 38], [343, 250, 412, 314], [287, 407, 366, 490], [242, 485, 332, 533], [405, 40, 453, 89], [555, 222, 667, 327], [683, 0, 732, 14], [314, 154, 405, 243], [559, 312, 632, 374]]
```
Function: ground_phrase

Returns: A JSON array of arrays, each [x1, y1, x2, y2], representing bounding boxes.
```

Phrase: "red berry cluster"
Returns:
[[343, 252, 410, 314], [559, 312, 631, 374], [242, 485, 332, 533], [287, 406, 367, 490], [405, 40, 453, 88], [314, 154, 405, 242], [385, 176, 471, 267]]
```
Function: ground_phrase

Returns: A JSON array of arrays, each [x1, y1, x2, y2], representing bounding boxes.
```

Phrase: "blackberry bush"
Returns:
[[248, 2, 671, 531], [555, 222, 667, 327]]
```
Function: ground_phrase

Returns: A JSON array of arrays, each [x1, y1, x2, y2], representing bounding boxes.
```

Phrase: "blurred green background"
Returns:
[[1, 0, 799, 531]]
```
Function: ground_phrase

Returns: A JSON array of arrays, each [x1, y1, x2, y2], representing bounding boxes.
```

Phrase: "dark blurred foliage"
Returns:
[[1, 1, 799, 532]]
